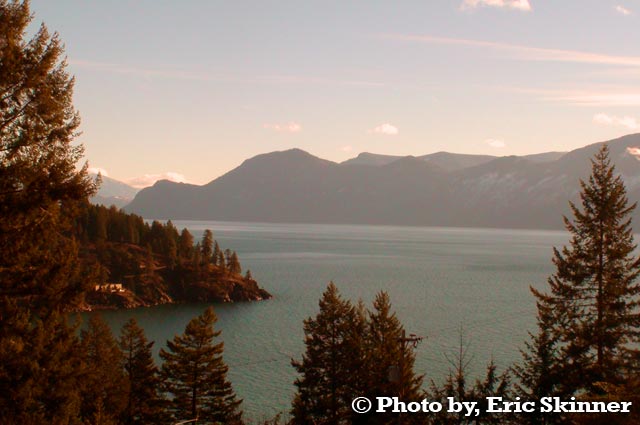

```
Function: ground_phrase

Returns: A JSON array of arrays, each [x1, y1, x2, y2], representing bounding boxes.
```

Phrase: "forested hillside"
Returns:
[[74, 203, 271, 310]]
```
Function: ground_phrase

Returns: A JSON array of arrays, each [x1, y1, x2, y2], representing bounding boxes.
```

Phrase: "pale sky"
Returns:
[[31, 0, 640, 186]]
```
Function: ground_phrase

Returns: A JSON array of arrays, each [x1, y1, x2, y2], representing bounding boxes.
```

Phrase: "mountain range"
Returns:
[[124, 134, 640, 229], [90, 173, 139, 208]]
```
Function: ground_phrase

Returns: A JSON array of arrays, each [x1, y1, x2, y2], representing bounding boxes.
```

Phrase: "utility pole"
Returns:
[[397, 329, 424, 425]]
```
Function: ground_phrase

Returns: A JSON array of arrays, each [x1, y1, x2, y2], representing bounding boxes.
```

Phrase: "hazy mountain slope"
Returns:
[[128, 150, 449, 224], [90, 174, 139, 208], [125, 134, 640, 229], [522, 151, 567, 163], [418, 152, 497, 172], [341, 152, 402, 166]]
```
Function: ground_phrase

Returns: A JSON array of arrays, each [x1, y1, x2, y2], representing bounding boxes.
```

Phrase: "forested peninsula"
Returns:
[[75, 203, 271, 311]]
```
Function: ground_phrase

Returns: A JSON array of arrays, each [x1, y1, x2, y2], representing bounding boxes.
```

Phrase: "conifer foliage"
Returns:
[[363, 292, 424, 425], [161, 306, 243, 424], [518, 145, 640, 413], [0, 2, 95, 422], [291, 283, 365, 424], [0, 0, 95, 312], [80, 315, 129, 424], [119, 318, 166, 424], [291, 283, 424, 425]]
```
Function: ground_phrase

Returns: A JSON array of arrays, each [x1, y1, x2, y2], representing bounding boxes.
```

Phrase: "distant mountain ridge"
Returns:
[[90, 173, 139, 208], [341, 150, 566, 171], [125, 134, 640, 229]]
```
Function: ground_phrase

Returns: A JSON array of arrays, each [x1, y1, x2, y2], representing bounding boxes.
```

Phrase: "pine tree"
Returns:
[[0, 304, 86, 423], [229, 251, 242, 275], [80, 314, 129, 424], [201, 229, 214, 264], [119, 318, 167, 424], [178, 228, 194, 260], [217, 249, 227, 273], [164, 220, 179, 267], [160, 306, 242, 424], [471, 360, 511, 425], [514, 298, 565, 425], [428, 331, 474, 425], [213, 240, 222, 266], [291, 282, 366, 424], [0, 0, 95, 312], [531, 144, 640, 394], [193, 242, 202, 269], [0, 2, 95, 422], [363, 291, 424, 425]]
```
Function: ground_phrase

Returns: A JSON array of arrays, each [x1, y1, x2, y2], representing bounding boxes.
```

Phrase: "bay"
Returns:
[[88, 221, 569, 421]]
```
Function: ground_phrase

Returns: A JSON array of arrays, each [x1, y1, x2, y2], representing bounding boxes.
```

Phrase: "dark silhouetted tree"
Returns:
[[362, 291, 424, 425], [229, 250, 242, 275], [178, 228, 194, 260], [160, 307, 242, 424], [201, 229, 214, 264], [0, 305, 86, 423], [428, 332, 510, 425], [213, 240, 222, 266], [80, 314, 128, 424], [0, 2, 95, 422], [531, 145, 640, 395], [514, 298, 565, 425], [119, 318, 167, 424], [291, 282, 366, 425]]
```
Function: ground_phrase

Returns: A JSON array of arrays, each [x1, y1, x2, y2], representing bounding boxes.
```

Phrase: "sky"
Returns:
[[30, 0, 640, 187]]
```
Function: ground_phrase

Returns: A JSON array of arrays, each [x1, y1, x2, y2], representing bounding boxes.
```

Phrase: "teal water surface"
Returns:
[[89, 222, 569, 421]]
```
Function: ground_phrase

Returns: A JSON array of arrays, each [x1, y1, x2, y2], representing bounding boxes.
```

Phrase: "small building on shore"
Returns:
[[94, 283, 125, 293]]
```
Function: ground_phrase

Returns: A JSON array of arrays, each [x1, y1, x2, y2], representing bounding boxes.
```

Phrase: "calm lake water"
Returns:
[[89, 221, 569, 421]]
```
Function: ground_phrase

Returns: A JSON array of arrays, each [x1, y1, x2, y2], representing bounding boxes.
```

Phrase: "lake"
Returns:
[[89, 221, 569, 421]]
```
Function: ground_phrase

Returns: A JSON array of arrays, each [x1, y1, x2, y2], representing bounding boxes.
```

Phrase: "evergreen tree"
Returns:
[[363, 291, 423, 425], [229, 250, 242, 275], [178, 228, 194, 260], [80, 314, 129, 424], [428, 331, 474, 425], [471, 360, 512, 425], [164, 220, 179, 267], [531, 145, 640, 394], [0, 0, 95, 312], [213, 240, 222, 266], [514, 298, 565, 425], [0, 305, 85, 423], [201, 229, 214, 264], [225, 248, 233, 269], [193, 242, 202, 269], [160, 306, 242, 424], [217, 249, 227, 273], [119, 318, 167, 424], [0, 2, 95, 422], [291, 282, 366, 425]]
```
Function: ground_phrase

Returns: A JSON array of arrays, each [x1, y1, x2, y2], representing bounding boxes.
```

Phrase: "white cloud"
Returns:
[[461, 0, 531, 11], [371, 123, 399, 136], [486, 139, 506, 148], [615, 5, 632, 15], [593, 113, 639, 130], [627, 147, 640, 160], [88, 167, 109, 177], [125, 172, 189, 189], [340, 145, 353, 152], [263, 122, 302, 133], [381, 34, 640, 67]]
